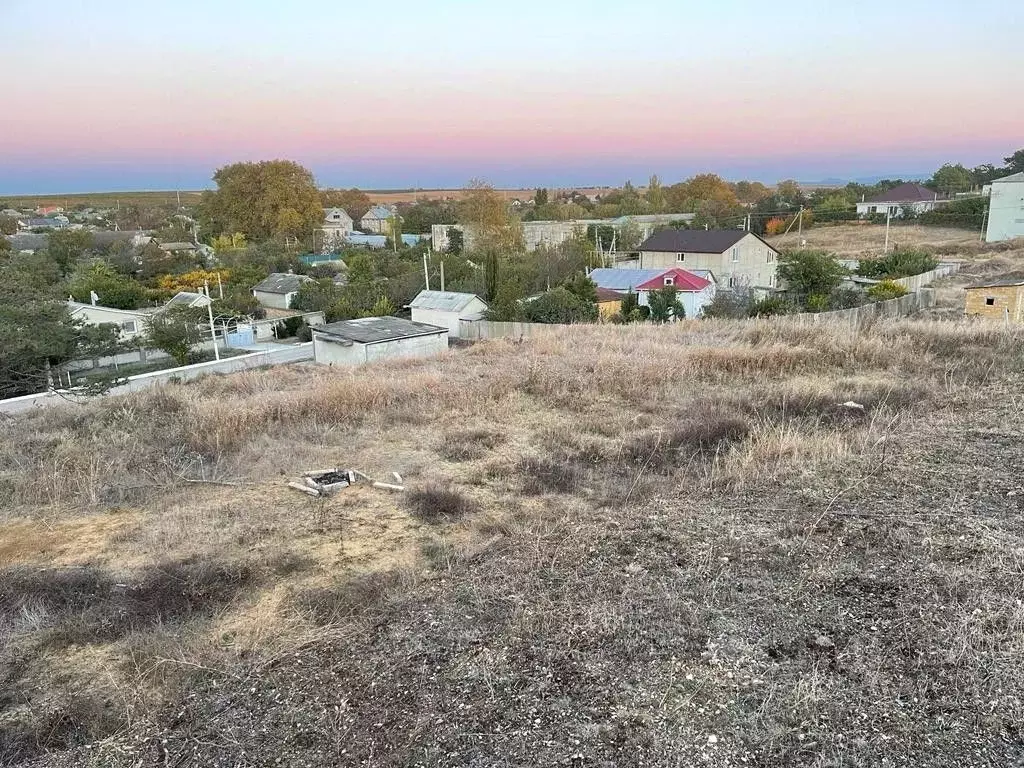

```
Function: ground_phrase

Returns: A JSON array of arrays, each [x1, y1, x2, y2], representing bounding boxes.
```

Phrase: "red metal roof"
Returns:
[[635, 268, 711, 292]]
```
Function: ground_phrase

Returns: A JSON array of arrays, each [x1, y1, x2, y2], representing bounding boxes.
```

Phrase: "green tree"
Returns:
[[46, 230, 94, 275], [68, 260, 146, 309], [867, 280, 909, 301], [199, 160, 323, 242], [775, 180, 806, 206], [1003, 149, 1024, 175], [522, 287, 597, 324], [534, 188, 549, 206], [561, 273, 598, 304], [458, 180, 523, 252], [619, 290, 640, 321], [144, 306, 205, 366], [0, 215, 17, 236], [445, 227, 464, 255], [929, 163, 975, 194], [646, 175, 665, 212], [0, 253, 78, 396], [484, 250, 500, 302], [777, 250, 848, 302], [647, 285, 685, 323]]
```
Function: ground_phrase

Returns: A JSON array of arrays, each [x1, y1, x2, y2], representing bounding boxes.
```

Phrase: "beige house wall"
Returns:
[[637, 233, 778, 289]]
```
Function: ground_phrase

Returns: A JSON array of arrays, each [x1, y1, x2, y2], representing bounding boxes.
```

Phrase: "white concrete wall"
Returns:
[[412, 300, 488, 337], [253, 290, 293, 310], [985, 180, 1024, 242], [69, 305, 150, 341], [313, 332, 448, 366], [638, 233, 778, 289], [856, 201, 937, 218]]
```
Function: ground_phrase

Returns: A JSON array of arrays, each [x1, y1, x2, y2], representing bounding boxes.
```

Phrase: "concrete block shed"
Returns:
[[312, 316, 449, 366], [409, 290, 489, 336]]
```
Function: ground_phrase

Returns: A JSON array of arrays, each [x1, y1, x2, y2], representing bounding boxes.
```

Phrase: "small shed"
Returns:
[[964, 280, 1024, 321], [252, 272, 315, 310], [409, 290, 489, 336], [312, 316, 448, 366], [594, 287, 624, 319]]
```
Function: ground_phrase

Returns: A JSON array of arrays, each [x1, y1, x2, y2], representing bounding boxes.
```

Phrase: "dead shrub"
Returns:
[[437, 428, 507, 462], [518, 456, 582, 495], [294, 571, 405, 624], [624, 411, 750, 471], [406, 486, 478, 523]]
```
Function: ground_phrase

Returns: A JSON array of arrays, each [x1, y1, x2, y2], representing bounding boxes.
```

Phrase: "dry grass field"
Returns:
[[3, 315, 1024, 766], [768, 223, 985, 256]]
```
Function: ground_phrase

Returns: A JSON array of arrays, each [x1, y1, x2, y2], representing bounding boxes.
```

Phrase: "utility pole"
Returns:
[[440, 261, 446, 292], [422, 252, 430, 291], [205, 281, 220, 361], [216, 271, 224, 299], [797, 206, 804, 238], [979, 201, 990, 243], [884, 209, 892, 253]]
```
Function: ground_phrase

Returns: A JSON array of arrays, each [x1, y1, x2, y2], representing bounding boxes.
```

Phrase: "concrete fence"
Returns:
[[458, 319, 570, 341], [893, 262, 961, 293], [788, 289, 935, 328], [0, 344, 313, 416]]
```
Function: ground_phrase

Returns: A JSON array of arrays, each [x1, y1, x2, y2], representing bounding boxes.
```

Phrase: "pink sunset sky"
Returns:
[[2, 0, 1021, 192]]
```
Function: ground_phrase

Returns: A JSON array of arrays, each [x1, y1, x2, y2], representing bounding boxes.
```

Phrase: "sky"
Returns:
[[1, 0, 1022, 193]]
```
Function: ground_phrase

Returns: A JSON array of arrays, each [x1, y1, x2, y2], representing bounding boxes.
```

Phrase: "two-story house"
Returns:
[[633, 230, 779, 290], [321, 207, 354, 250]]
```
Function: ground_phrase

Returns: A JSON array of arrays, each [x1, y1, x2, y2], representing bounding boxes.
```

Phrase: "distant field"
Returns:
[[0, 191, 204, 209], [0, 187, 615, 210]]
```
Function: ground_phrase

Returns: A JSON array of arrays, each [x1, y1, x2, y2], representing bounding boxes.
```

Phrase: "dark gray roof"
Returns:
[[90, 231, 141, 247], [639, 229, 757, 253], [252, 273, 314, 294], [865, 183, 939, 203], [5, 234, 48, 251], [314, 316, 447, 344]]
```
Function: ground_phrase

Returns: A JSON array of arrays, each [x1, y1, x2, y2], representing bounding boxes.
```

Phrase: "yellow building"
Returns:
[[595, 287, 624, 319], [964, 280, 1024, 321]]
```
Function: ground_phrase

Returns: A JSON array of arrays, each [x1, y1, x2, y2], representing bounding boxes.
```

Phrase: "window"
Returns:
[[664, 276, 675, 286], [869, 206, 877, 214], [121, 321, 136, 333], [986, 297, 996, 306], [731, 248, 739, 263], [728, 276, 736, 288], [676, 252, 685, 262]]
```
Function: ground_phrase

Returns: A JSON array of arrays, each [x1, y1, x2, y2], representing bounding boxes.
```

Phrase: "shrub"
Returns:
[[777, 250, 848, 300], [405, 485, 478, 523], [857, 248, 937, 279], [749, 296, 795, 317], [919, 196, 987, 229], [867, 280, 909, 301], [701, 286, 754, 319], [624, 411, 750, 470], [827, 287, 867, 310], [517, 456, 582, 495], [438, 428, 506, 462]]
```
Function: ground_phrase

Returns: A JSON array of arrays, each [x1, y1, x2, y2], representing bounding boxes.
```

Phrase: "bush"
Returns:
[[827, 287, 867, 310], [867, 280, 909, 301], [517, 456, 581, 495], [405, 486, 478, 523], [777, 250, 848, 299], [749, 296, 795, 317], [701, 287, 754, 319], [857, 248, 937, 279], [919, 196, 987, 229], [522, 287, 597, 324], [624, 411, 750, 471]]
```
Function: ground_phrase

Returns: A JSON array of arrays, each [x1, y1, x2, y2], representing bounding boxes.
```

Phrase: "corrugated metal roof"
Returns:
[[253, 273, 314, 294], [993, 172, 1024, 183], [635, 268, 711, 292], [313, 316, 446, 345], [638, 229, 750, 253], [409, 290, 485, 312], [165, 291, 210, 307], [589, 268, 670, 291], [594, 287, 625, 301], [362, 205, 395, 221]]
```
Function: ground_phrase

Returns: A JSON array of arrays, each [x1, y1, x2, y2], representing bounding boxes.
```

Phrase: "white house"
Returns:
[[984, 172, 1024, 243], [321, 207, 354, 250], [311, 316, 448, 366], [855, 183, 943, 218], [409, 290, 489, 336], [588, 267, 717, 318], [359, 205, 396, 234], [632, 230, 779, 290], [252, 272, 315, 310], [66, 301, 152, 341]]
